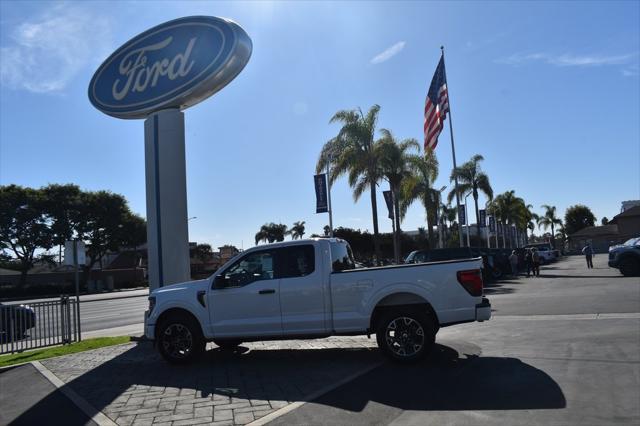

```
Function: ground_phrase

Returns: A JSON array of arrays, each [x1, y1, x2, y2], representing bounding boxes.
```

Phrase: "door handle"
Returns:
[[258, 289, 276, 295]]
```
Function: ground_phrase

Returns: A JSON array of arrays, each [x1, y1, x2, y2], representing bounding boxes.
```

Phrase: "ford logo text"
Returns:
[[89, 16, 252, 119]]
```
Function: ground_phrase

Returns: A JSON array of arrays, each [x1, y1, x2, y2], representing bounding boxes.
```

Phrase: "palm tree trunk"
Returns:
[[370, 181, 381, 265], [473, 193, 481, 245]]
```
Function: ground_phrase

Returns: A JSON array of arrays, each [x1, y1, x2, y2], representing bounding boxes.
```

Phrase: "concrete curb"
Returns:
[[246, 361, 383, 426], [32, 360, 117, 426]]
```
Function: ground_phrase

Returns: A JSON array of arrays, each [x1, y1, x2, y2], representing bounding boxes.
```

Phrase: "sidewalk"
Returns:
[[3, 337, 381, 426]]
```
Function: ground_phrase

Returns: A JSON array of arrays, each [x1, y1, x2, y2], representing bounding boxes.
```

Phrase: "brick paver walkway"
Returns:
[[41, 337, 381, 425]]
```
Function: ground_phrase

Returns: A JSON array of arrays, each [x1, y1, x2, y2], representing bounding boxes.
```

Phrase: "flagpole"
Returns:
[[441, 46, 464, 247]]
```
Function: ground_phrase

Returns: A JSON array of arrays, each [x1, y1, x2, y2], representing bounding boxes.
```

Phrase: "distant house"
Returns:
[[567, 206, 640, 253], [609, 206, 640, 238], [568, 224, 621, 253]]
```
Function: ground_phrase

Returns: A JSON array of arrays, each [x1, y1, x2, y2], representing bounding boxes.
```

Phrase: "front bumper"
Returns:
[[144, 310, 155, 340], [476, 297, 492, 322]]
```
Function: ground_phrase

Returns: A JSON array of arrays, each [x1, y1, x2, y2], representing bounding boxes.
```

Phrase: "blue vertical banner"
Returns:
[[497, 222, 503, 236], [458, 205, 466, 225], [479, 209, 486, 228], [383, 190, 394, 219], [314, 174, 328, 213], [489, 215, 496, 232]]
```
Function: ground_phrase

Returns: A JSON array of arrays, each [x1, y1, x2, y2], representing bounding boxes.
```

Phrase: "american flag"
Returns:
[[423, 55, 450, 150]]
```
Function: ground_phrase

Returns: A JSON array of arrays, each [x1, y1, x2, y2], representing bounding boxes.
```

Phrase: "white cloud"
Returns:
[[370, 41, 406, 65], [0, 4, 112, 93], [497, 52, 637, 67]]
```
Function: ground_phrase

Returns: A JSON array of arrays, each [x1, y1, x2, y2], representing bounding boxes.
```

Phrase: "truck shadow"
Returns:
[[10, 341, 565, 425]]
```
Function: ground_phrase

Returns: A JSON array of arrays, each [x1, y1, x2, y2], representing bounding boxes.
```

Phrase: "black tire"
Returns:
[[157, 313, 205, 364], [375, 309, 436, 363], [213, 339, 242, 350], [619, 257, 640, 277]]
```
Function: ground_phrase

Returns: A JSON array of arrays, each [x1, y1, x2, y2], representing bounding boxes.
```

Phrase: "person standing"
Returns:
[[524, 249, 533, 277], [509, 250, 519, 277], [582, 242, 594, 269], [531, 248, 541, 277]]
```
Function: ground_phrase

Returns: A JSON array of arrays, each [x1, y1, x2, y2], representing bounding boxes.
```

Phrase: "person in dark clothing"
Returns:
[[524, 249, 533, 277], [531, 248, 541, 277], [582, 243, 594, 269]]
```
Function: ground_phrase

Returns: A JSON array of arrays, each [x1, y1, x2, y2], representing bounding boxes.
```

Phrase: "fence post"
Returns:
[[60, 296, 68, 345], [9, 312, 14, 354]]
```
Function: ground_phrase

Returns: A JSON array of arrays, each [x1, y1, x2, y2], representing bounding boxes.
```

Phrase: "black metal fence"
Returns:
[[1, 296, 79, 355]]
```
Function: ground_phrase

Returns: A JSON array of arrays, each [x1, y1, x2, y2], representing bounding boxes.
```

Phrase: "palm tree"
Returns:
[[289, 221, 306, 240], [376, 130, 420, 263], [440, 203, 457, 247], [317, 105, 383, 264], [255, 223, 288, 245], [448, 154, 493, 242], [400, 149, 440, 248], [488, 190, 525, 248], [538, 205, 562, 247]]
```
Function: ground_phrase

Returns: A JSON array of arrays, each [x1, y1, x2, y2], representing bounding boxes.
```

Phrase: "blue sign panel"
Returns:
[[314, 174, 328, 213], [458, 205, 466, 225], [89, 16, 252, 119], [479, 209, 486, 228], [383, 190, 394, 219]]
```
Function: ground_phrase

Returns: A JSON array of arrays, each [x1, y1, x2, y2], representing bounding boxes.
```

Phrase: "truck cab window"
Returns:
[[281, 245, 315, 278], [331, 241, 355, 272], [220, 251, 274, 287]]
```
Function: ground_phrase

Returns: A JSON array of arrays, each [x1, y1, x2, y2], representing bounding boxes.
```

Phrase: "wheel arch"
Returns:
[[368, 292, 439, 333], [154, 307, 204, 341]]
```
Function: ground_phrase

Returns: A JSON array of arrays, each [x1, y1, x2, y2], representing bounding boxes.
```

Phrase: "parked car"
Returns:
[[0, 303, 36, 342], [524, 243, 558, 264], [145, 238, 491, 364], [608, 237, 640, 277]]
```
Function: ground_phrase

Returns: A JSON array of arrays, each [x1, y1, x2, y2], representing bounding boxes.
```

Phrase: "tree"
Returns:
[[537, 205, 563, 247], [488, 190, 525, 248], [192, 243, 213, 263], [41, 184, 83, 264], [401, 149, 440, 249], [289, 221, 306, 240], [448, 154, 493, 242], [255, 223, 288, 245], [564, 204, 596, 235], [601, 217, 609, 225], [317, 105, 383, 264], [376, 130, 420, 263], [323, 225, 332, 237], [0, 185, 54, 286], [76, 191, 137, 275]]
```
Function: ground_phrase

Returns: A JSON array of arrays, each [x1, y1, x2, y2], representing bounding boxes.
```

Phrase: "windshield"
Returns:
[[624, 237, 640, 246]]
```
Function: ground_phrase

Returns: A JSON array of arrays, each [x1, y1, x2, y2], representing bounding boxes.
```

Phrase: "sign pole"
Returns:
[[144, 109, 191, 291], [327, 161, 334, 238]]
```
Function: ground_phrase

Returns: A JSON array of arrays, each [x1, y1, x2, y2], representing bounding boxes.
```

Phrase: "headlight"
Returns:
[[148, 296, 156, 313]]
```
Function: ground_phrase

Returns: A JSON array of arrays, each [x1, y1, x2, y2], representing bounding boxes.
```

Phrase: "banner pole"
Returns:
[[327, 161, 334, 238], [441, 46, 464, 248]]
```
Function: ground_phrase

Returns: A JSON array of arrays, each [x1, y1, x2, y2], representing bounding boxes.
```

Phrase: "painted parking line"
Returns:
[[493, 312, 640, 321], [32, 361, 116, 426]]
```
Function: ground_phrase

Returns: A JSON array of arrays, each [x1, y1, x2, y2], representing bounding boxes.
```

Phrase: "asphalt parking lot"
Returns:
[[2, 255, 639, 426]]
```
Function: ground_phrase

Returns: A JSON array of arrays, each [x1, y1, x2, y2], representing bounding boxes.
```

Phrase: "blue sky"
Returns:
[[1, 1, 639, 250]]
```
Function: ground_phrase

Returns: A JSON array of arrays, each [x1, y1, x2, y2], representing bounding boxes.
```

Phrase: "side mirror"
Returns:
[[213, 275, 228, 289]]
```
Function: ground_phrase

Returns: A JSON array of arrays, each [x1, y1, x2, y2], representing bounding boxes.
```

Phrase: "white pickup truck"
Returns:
[[145, 238, 491, 364]]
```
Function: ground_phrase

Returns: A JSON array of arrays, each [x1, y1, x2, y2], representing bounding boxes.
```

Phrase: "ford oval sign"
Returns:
[[89, 16, 252, 119]]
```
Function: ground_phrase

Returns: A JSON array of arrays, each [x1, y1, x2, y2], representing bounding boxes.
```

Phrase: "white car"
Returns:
[[145, 238, 491, 364]]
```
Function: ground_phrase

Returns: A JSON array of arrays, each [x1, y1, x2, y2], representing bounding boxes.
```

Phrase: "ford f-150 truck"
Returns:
[[145, 238, 491, 364]]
